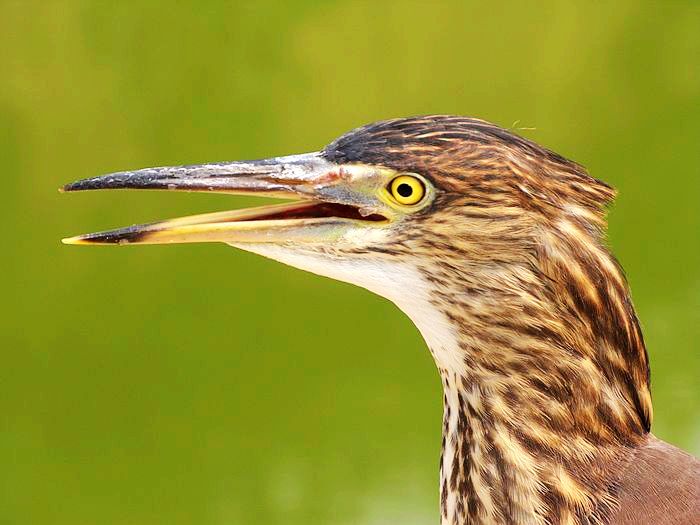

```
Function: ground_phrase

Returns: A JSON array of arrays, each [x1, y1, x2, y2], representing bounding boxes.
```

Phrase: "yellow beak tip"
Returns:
[[62, 236, 85, 245]]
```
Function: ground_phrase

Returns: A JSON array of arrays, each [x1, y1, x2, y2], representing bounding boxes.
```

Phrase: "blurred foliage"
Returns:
[[2, 1, 698, 524]]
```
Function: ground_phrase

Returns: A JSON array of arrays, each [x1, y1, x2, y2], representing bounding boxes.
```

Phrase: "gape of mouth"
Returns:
[[245, 201, 387, 223], [66, 200, 388, 245]]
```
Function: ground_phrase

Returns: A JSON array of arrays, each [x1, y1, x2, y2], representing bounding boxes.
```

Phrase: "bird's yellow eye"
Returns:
[[389, 175, 425, 205]]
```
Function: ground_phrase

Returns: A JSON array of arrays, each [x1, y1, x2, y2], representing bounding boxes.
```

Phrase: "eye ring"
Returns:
[[389, 175, 425, 205]]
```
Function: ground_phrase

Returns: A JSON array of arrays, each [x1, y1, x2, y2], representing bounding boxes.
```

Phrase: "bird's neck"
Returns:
[[436, 368, 642, 525], [402, 227, 652, 525]]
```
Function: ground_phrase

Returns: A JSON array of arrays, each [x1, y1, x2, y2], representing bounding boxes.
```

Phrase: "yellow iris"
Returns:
[[389, 175, 425, 205]]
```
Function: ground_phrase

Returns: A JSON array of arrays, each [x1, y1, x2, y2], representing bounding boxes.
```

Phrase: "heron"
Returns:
[[63, 116, 699, 525]]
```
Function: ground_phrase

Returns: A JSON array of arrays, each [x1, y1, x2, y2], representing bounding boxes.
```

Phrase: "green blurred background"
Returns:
[[2, 1, 699, 524]]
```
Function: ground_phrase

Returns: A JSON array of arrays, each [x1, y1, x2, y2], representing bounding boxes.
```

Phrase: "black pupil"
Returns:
[[397, 183, 413, 198]]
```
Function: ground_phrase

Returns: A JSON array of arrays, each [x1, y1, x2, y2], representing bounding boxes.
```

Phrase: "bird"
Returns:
[[62, 115, 699, 525]]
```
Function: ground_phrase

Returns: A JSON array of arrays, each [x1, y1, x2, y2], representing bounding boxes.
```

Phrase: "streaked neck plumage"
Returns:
[[249, 216, 651, 525], [398, 213, 651, 525], [244, 203, 651, 525]]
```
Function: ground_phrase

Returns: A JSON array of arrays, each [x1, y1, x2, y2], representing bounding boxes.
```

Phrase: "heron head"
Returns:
[[64, 115, 651, 433], [63, 116, 615, 298]]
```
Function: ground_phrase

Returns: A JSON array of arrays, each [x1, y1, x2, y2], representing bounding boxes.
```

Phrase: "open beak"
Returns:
[[61, 152, 389, 246]]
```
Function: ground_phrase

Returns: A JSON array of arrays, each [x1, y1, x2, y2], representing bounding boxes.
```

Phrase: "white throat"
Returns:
[[231, 243, 464, 373]]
